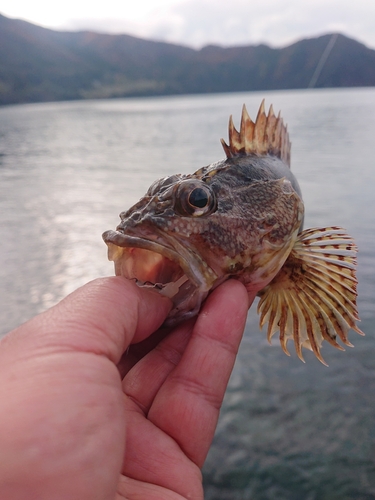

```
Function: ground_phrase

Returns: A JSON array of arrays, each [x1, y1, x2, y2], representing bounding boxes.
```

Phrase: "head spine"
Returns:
[[221, 99, 291, 167]]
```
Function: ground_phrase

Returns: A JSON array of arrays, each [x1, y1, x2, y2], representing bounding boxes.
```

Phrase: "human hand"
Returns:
[[0, 277, 252, 500]]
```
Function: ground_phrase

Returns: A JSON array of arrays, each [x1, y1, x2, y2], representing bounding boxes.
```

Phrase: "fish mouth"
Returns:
[[102, 228, 219, 324]]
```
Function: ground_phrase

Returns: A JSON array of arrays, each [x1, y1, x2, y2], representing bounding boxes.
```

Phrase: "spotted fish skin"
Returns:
[[103, 100, 363, 363]]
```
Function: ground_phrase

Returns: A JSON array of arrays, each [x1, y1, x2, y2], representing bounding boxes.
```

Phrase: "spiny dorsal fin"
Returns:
[[221, 99, 291, 167], [257, 227, 364, 366]]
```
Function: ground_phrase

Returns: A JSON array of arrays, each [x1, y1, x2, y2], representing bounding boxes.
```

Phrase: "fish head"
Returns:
[[102, 155, 304, 325], [103, 172, 220, 324]]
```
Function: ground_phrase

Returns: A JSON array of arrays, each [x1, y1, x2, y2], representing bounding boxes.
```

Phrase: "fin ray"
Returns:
[[221, 101, 291, 165], [258, 226, 363, 364]]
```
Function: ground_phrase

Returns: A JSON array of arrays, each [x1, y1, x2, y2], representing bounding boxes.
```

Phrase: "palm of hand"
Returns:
[[0, 278, 250, 500]]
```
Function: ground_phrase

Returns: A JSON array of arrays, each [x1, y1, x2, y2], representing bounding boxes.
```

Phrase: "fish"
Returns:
[[102, 100, 363, 365]]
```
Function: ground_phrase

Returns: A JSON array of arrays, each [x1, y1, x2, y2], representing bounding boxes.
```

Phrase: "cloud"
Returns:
[[3, 0, 375, 49], [151, 0, 375, 48]]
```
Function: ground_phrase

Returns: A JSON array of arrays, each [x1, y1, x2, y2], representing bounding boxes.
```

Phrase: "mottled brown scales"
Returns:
[[103, 101, 363, 365]]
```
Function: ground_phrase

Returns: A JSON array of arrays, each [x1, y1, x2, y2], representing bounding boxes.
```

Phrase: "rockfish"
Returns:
[[103, 101, 363, 364]]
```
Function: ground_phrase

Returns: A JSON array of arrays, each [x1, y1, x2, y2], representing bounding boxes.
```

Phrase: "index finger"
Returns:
[[147, 280, 252, 467]]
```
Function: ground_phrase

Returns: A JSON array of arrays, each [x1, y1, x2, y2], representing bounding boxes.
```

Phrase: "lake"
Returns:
[[1, 88, 375, 499]]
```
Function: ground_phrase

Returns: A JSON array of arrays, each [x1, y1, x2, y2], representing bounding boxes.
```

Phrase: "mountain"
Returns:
[[1, 13, 375, 105]]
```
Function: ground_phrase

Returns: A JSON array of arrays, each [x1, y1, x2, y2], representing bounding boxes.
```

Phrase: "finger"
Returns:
[[117, 325, 173, 378], [122, 281, 257, 410], [116, 475, 191, 500], [148, 280, 253, 467], [121, 319, 195, 410], [1, 277, 172, 366]]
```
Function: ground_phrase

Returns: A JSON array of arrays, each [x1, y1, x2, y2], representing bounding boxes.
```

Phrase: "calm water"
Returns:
[[1, 88, 375, 499]]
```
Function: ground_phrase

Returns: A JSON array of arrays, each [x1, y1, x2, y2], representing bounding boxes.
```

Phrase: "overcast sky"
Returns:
[[2, 0, 375, 50]]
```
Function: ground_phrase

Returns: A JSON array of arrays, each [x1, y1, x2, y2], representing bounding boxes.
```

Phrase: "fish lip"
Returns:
[[102, 229, 217, 290]]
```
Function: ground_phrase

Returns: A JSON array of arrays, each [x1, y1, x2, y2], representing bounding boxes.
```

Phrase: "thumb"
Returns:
[[0, 277, 172, 367]]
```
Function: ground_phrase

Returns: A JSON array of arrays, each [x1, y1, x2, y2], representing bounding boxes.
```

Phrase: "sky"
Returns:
[[1, 0, 375, 50]]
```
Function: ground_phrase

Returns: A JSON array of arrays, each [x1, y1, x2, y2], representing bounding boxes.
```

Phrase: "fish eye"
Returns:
[[175, 181, 216, 217], [188, 187, 209, 208]]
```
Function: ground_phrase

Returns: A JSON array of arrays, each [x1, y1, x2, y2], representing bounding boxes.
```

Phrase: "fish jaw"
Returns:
[[102, 227, 219, 325]]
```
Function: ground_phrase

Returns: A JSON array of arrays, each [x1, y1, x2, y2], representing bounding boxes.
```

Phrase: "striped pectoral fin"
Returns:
[[257, 226, 364, 365]]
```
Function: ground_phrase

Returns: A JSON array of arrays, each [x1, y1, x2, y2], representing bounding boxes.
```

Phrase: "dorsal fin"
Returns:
[[220, 99, 291, 167]]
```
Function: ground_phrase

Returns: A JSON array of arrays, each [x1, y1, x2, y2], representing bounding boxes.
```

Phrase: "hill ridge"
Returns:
[[1, 13, 375, 105]]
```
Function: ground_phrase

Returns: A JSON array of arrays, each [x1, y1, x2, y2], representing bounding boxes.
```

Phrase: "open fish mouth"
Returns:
[[102, 229, 219, 324]]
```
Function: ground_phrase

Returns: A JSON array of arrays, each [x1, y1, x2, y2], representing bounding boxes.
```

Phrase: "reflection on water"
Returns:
[[1, 88, 375, 498]]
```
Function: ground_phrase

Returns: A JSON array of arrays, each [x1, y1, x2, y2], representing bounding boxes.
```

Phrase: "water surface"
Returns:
[[1, 88, 374, 499]]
